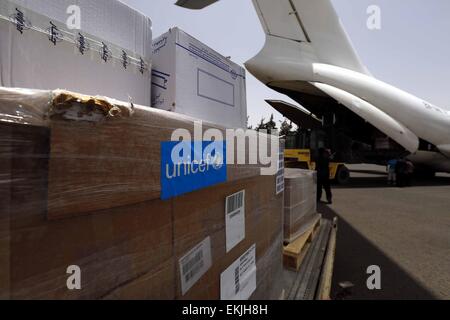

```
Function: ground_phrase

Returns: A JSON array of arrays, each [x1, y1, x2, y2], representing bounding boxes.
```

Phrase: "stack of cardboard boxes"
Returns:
[[283, 169, 319, 243], [0, 88, 283, 300], [0, 0, 287, 300], [0, 0, 153, 105]]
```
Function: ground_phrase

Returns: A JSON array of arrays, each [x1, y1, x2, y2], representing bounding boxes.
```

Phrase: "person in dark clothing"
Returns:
[[405, 160, 414, 187], [396, 158, 407, 187], [316, 148, 333, 204]]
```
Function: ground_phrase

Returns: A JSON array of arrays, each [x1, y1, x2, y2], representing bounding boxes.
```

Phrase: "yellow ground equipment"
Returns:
[[285, 149, 350, 184]]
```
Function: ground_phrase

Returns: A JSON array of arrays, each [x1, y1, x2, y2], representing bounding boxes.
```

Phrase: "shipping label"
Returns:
[[276, 144, 285, 195], [225, 190, 246, 252], [179, 237, 212, 295], [220, 244, 257, 300]]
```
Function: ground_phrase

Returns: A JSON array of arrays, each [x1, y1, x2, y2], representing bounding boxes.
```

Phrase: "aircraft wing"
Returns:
[[265, 100, 322, 130]]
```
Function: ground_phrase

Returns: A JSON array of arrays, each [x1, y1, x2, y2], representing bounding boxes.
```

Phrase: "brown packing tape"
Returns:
[[50, 91, 135, 120]]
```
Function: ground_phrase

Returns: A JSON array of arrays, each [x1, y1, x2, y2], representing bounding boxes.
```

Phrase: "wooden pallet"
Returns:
[[283, 215, 322, 271], [287, 219, 332, 300], [316, 217, 338, 300]]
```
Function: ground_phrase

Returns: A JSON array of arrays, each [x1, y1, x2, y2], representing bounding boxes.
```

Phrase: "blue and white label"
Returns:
[[161, 140, 227, 200]]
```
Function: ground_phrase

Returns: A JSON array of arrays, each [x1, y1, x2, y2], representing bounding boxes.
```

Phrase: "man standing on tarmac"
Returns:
[[387, 158, 398, 186], [316, 148, 333, 204], [396, 158, 407, 187]]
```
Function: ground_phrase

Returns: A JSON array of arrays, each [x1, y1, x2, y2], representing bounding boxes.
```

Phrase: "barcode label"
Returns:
[[225, 190, 246, 252], [276, 181, 285, 194], [179, 237, 212, 295], [221, 244, 257, 300], [276, 149, 285, 195], [226, 191, 244, 214], [234, 266, 240, 295], [276, 173, 284, 185], [182, 250, 204, 283]]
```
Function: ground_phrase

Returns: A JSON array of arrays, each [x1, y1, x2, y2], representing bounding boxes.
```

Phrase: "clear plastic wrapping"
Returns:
[[283, 168, 318, 243], [1, 0, 152, 105], [0, 87, 283, 300]]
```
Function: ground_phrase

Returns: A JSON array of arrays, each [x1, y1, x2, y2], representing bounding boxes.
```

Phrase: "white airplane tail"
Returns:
[[175, 0, 369, 75], [248, 0, 370, 76]]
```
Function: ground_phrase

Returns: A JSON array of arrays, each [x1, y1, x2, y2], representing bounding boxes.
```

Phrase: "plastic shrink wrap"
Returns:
[[283, 169, 318, 243], [0, 87, 283, 300], [0, 0, 152, 105]]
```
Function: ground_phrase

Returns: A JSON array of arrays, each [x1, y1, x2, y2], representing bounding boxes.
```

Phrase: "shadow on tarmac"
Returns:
[[319, 203, 436, 300]]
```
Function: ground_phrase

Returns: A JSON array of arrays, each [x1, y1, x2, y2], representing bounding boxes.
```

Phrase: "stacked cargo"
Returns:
[[283, 169, 318, 243], [0, 0, 152, 105], [151, 28, 247, 129], [0, 0, 287, 300], [0, 88, 283, 300], [282, 168, 321, 271]]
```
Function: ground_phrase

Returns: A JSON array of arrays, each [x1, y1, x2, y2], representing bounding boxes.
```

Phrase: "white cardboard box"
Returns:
[[152, 28, 247, 129], [0, 0, 152, 105]]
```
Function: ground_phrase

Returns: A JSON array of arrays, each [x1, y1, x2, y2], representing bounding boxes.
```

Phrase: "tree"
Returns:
[[255, 117, 266, 131], [255, 114, 278, 134], [266, 114, 277, 133], [257, 114, 277, 132]]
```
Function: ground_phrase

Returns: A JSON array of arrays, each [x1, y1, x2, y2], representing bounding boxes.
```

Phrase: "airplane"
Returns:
[[175, 0, 450, 176]]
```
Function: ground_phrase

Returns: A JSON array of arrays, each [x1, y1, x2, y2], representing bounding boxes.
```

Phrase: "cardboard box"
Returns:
[[1, 173, 282, 300], [0, 88, 266, 219], [284, 169, 318, 243], [0, 119, 175, 299], [152, 28, 247, 129], [0, 87, 283, 300], [172, 175, 283, 300], [0, 148, 282, 299], [0, 0, 152, 105]]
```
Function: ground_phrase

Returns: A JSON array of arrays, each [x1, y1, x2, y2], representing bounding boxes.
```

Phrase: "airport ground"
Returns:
[[319, 164, 450, 300]]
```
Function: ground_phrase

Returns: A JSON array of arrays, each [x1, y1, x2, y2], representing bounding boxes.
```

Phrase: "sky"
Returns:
[[121, 0, 450, 126]]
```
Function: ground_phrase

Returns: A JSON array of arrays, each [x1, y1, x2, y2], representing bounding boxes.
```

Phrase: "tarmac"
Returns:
[[319, 164, 450, 300]]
